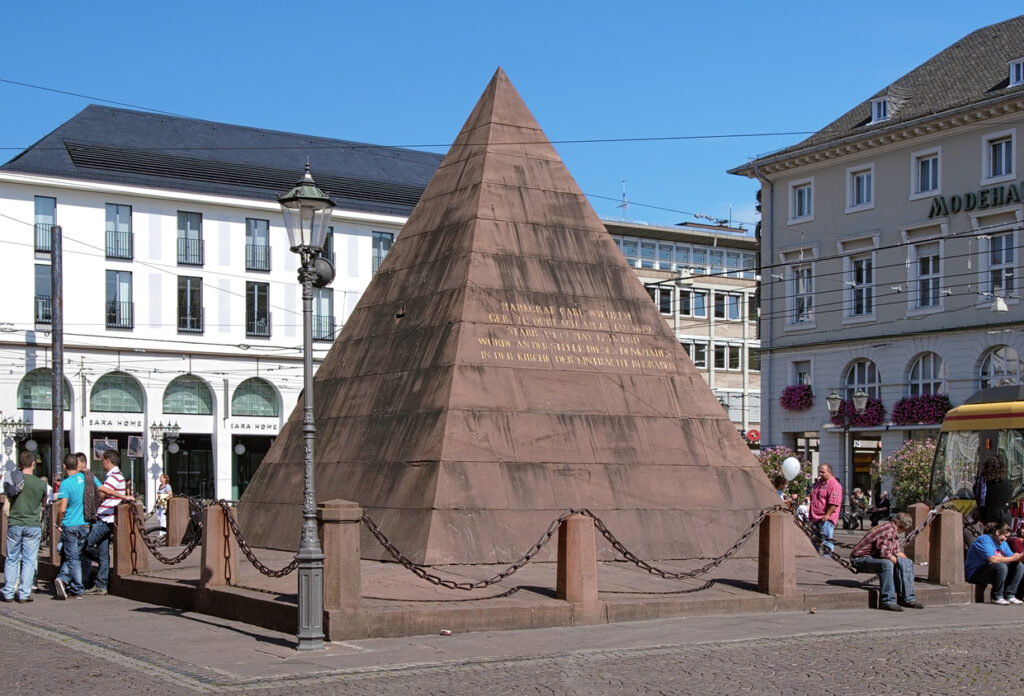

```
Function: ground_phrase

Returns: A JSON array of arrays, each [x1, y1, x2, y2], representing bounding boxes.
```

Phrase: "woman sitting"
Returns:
[[965, 521, 1024, 605]]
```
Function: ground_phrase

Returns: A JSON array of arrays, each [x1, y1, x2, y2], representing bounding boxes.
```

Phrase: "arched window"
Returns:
[[908, 353, 944, 396], [90, 371, 144, 413], [163, 374, 213, 415], [980, 345, 1021, 389], [231, 378, 278, 417], [844, 359, 880, 399], [17, 368, 71, 410]]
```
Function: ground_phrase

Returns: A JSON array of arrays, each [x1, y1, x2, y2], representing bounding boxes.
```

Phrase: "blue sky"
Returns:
[[1, 2, 1020, 231]]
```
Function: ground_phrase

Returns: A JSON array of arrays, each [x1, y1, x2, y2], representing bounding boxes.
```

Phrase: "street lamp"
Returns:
[[825, 389, 868, 498], [279, 161, 335, 651], [1, 417, 34, 458], [149, 421, 181, 454]]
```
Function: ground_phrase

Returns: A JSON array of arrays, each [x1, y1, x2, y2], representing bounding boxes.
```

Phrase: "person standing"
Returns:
[[156, 473, 172, 532], [81, 450, 133, 595], [809, 463, 843, 556], [1, 453, 47, 603], [849, 512, 923, 611], [976, 454, 1013, 526], [53, 454, 98, 599]]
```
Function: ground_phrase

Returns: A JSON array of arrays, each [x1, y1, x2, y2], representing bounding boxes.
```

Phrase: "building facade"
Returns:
[[731, 16, 1024, 494], [605, 220, 761, 442], [0, 106, 442, 506]]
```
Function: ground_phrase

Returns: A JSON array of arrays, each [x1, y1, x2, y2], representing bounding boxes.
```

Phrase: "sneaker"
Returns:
[[1010, 598, 1024, 605], [992, 597, 1011, 605], [84, 587, 107, 596], [0, 596, 12, 603], [898, 601, 925, 609], [53, 578, 67, 600], [880, 603, 904, 612], [15, 596, 33, 603]]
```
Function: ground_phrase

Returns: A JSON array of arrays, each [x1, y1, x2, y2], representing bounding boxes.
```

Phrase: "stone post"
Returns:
[[927, 509, 964, 586], [111, 503, 149, 584], [556, 513, 599, 608], [757, 510, 796, 596], [317, 499, 362, 611], [199, 504, 238, 589], [166, 497, 190, 546], [0, 494, 7, 557], [48, 503, 60, 565], [904, 503, 930, 563]]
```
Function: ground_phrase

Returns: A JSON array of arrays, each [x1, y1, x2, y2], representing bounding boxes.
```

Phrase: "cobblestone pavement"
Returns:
[[3, 604, 1024, 696]]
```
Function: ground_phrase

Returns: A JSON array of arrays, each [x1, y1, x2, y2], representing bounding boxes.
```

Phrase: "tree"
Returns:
[[756, 446, 813, 498], [871, 438, 935, 510]]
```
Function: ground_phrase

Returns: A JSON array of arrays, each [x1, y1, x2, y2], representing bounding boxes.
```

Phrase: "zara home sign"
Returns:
[[87, 416, 143, 432]]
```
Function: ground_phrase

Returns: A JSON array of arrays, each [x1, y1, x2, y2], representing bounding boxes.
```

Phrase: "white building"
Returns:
[[0, 106, 442, 506], [730, 16, 1024, 494]]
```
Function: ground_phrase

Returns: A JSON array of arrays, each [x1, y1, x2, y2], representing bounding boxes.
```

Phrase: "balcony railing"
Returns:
[[246, 312, 271, 338], [34, 295, 52, 323], [312, 314, 334, 341], [178, 309, 204, 333], [106, 230, 134, 260], [177, 237, 204, 266], [106, 301, 134, 329], [245, 244, 271, 272], [35, 223, 52, 253]]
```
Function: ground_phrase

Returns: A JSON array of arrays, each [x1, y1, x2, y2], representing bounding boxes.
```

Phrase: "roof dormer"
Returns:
[[870, 97, 889, 124], [1011, 58, 1024, 87]]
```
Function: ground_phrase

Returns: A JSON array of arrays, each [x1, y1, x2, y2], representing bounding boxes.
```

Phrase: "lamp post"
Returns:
[[279, 161, 335, 651], [825, 389, 868, 499], [1, 417, 33, 459], [149, 421, 181, 454]]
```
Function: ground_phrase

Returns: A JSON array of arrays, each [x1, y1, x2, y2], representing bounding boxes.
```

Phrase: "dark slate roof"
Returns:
[[2, 105, 444, 217], [736, 15, 1024, 170]]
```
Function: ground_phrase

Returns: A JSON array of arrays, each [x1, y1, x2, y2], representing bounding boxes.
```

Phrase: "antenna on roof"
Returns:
[[617, 179, 629, 220]]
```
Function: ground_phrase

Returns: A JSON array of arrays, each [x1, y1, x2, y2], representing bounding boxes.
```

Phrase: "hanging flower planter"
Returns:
[[830, 397, 886, 427], [779, 384, 814, 412], [891, 393, 952, 426]]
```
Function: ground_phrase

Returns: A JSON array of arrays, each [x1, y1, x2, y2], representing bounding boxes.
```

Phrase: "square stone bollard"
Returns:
[[904, 503, 930, 563], [111, 503, 150, 581], [757, 510, 796, 596], [166, 497, 190, 546], [0, 494, 6, 557], [556, 513, 601, 613], [317, 499, 363, 611], [927, 509, 965, 586], [200, 504, 239, 588]]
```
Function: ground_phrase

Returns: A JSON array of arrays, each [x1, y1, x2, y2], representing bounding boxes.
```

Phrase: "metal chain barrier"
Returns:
[[361, 509, 575, 590], [214, 500, 298, 578], [127, 502, 202, 565], [787, 511, 859, 572]]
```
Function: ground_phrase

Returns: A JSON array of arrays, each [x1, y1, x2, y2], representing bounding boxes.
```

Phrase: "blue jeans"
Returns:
[[969, 561, 1024, 600], [56, 525, 90, 595], [813, 519, 836, 554], [851, 555, 916, 606], [82, 519, 112, 590], [2, 526, 42, 600]]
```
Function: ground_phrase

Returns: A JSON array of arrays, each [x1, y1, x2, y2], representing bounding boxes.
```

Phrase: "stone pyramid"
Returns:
[[238, 68, 780, 564]]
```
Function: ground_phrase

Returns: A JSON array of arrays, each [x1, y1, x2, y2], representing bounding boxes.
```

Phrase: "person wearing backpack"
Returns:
[[1, 452, 46, 602]]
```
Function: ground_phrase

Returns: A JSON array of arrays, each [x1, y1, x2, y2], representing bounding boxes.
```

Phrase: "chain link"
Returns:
[[361, 510, 573, 590], [787, 510, 859, 572], [214, 500, 298, 578], [127, 503, 202, 565]]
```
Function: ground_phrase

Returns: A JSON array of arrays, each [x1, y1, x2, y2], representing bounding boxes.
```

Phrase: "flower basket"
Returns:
[[830, 396, 885, 427], [891, 393, 952, 426], [779, 384, 814, 412]]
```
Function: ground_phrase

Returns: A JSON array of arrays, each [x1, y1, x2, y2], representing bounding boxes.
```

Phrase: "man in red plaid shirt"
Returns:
[[849, 512, 922, 611]]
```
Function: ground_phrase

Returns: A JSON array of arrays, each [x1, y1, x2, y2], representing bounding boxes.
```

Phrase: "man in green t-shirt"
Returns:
[[2, 452, 47, 602]]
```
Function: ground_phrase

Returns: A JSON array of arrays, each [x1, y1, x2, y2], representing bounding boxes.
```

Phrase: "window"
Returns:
[[791, 265, 813, 324], [163, 374, 213, 415], [90, 371, 143, 413], [983, 130, 1015, 182], [714, 344, 741, 371], [245, 218, 270, 271], [908, 353, 944, 396], [989, 232, 1015, 296], [640, 241, 656, 270], [710, 250, 724, 277], [647, 286, 672, 314], [679, 289, 707, 317], [177, 211, 203, 265], [105, 204, 133, 259], [871, 98, 889, 123], [847, 164, 874, 211], [34, 264, 51, 324], [322, 227, 336, 266], [741, 253, 757, 279], [621, 239, 639, 267], [845, 359, 880, 399], [246, 282, 270, 337], [793, 360, 811, 386], [725, 251, 741, 278], [35, 196, 55, 252], [691, 248, 707, 273], [177, 276, 203, 333], [17, 368, 71, 410], [912, 150, 940, 197], [850, 255, 874, 317], [789, 179, 813, 222], [231, 378, 278, 417], [714, 293, 742, 320], [372, 231, 394, 274], [980, 346, 1021, 389], [682, 341, 707, 369], [105, 270, 133, 329], [312, 287, 334, 341], [1011, 59, 1024, 87], [675, 246, 690, 269], [657, 244, 674, 271], [914, 242, 941, 309], [748, 347, 761, 372]]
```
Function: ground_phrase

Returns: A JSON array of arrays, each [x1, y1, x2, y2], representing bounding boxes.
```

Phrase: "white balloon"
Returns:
[[781, 457, 801, 481]]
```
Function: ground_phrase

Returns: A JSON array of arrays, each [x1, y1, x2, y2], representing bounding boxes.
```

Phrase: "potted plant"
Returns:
[[891, 393, 952, 426], [779, 384, 814, 412]]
